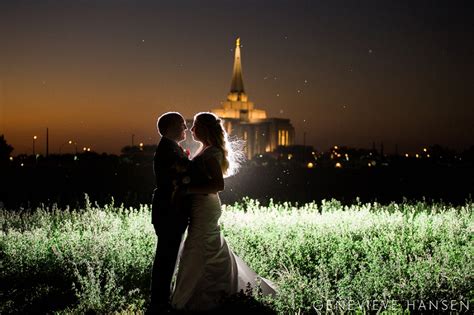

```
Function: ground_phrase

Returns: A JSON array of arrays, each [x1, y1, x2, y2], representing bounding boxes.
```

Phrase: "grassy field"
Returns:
[[1, 196, 473, 314]]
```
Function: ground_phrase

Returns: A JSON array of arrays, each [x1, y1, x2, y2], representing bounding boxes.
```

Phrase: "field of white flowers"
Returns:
[[1, 196, 473, 314]]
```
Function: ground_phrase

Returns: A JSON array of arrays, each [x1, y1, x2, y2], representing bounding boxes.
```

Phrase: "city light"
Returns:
[[416, 154, 419, 158], [288, 154, 293, 160], [307, 162, 314, 168], [423, 148, 427, 152], [335, 162, 342, 168], [33, 136, 37, 140], [334, 145, 338, 150], [9, 156, 13, 161], [405, 153, 409, 157]]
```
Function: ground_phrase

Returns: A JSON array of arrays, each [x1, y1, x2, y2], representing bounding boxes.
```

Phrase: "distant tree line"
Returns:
[[0, 135, 473, 209]]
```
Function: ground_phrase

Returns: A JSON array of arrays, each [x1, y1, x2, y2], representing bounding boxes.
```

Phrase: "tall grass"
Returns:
[[1, 196, 473, 314]]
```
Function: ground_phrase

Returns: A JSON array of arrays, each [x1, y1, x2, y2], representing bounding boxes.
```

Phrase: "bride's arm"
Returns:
[[186, 156, 224, 194]]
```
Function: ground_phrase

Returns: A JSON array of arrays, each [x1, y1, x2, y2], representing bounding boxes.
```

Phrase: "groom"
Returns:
[[150, 112, 191, 313]]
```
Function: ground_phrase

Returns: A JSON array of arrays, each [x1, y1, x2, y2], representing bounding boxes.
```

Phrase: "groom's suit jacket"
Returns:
[[152, 136, 191, 232]]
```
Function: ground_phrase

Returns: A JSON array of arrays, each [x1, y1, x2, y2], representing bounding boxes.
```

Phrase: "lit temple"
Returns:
[[211, 38, 295, 159]]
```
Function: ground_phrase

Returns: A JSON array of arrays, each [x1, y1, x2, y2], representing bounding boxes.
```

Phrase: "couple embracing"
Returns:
[[149, 112, 276, 313]]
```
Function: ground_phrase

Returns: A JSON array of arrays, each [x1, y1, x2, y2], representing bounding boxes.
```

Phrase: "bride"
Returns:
[[171, 112, 277, 311]]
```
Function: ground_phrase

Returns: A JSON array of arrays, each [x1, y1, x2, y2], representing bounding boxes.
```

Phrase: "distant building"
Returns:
[[211, 38, 295, 159]]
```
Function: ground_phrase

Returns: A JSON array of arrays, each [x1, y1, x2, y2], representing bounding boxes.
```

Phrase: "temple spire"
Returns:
[[230, 37, 245, 94]]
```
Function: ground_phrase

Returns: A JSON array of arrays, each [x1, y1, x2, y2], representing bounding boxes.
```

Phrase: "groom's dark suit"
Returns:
[[151, 136, 191, 308]]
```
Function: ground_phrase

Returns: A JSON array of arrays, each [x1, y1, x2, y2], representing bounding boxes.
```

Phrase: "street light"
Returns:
[[33, 136, 38, 155], [59, 139, 75, 154]]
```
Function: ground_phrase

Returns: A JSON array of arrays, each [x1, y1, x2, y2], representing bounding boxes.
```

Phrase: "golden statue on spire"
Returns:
[[236, 37, 240, 47]]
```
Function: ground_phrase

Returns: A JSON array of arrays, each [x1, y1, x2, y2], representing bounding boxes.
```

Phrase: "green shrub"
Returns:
[[1, 196, 472, 314]]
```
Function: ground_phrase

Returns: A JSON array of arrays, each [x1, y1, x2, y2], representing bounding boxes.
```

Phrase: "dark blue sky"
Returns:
[[1, 0, 473, 154]]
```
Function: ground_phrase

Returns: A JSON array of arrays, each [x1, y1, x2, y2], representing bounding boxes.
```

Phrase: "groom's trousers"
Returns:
[[151, 223, 185, 307]]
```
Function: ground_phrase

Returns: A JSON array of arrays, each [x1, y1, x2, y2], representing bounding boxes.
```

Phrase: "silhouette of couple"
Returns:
[[149, 112, 276, 313]]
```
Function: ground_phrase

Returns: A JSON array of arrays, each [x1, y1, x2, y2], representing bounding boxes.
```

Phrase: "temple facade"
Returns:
[[211, 38, 295, 159]]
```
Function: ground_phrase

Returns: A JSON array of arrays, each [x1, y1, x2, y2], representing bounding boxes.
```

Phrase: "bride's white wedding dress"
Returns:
[[171, 146, 277, 311]]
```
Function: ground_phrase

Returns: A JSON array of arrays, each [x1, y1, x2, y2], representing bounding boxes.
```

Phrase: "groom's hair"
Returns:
[[157, 112, 184, 136]]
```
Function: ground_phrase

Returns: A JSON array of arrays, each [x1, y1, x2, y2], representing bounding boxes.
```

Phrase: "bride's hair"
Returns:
[[193, 112, 244, 177]]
